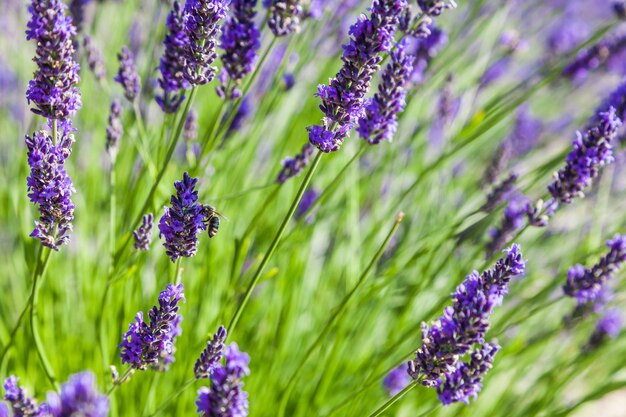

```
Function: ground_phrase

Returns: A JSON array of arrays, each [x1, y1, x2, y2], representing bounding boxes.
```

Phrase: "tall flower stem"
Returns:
[[277, 212, 405, 417], [174, 258, 183, 285], [366, 380, 420, 417], [144, 377, 195, 417], [227, 150, 323, 335], [110, 158, 117, 260], [29, 244, 58, 390], [132, 102, 158, 178], [114, 87, 198, 266]]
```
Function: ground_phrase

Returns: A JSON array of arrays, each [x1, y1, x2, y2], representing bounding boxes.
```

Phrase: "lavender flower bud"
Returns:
[[481, 173, 517, 213], [196, 343, 250, 417], [114, 46, 141, 102], [158, 172, 207, 262], [308, 0, 408, 153], [417, 0, 456, 17], [614, 1, 626, 19], [585, 310, 623, 352], [563, 35, 626, 81], [195, 325, 228, 379], [120, 283, 186, 370], [106, 100, 123, 157], [563, 234, 626, 306], [357, 40, 414, 145], [183, 0, 230, 86], [217, 0, 261, 99], [3, 376, 45, 417], [82, 35, 106, 82], [46, 372, 108, 417], [383, 364, 410, 396], [26, 130, 76, 250], [409, 245, 525, 386], [133, 213, 154, 251], [0, 403, 9, 417], [482, 140, 512, 186], [276, 142, 315, 183], [156, 1, 191, 113], [548, 108, 621, 204], [486, 196, 528, 258], [295, 188, 319, 221], [436, 342, 499, 405], [268, 0, 303, 37], [405, 25, 447, 84], [68, 0, 89, 34], [184, 109, 198, 142], [26, 0, 81, 121]]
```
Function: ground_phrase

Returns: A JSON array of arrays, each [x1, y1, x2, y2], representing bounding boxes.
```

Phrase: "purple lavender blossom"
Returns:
[[563, 35, 626, 81], [508, 105, 542, 157], [563, 235, 626, 306], [114, 46, 141, 102], [584, 310, 624, 352], [308, 0, 408, 153], [481, 173, 518, 213], [133, 213, 154, 251], [408, 245, 525, 387], [357, 40, 413, 145], [295, 188, 319, 221], [483, 140, 512, 186], [195, 325, 228, 379], [405, 26, 447, 84], [383, 364, 410, 396], [225, 96, 251, 136], [46, 372, 108, 417], [276, 142, 315, 183], [184, 109, 198, 142], [120, 283, 186, 370], [217, 0, 261, 99], [0, 403, 9, 417], [479, 56, 512, 89], [106, 100, 123, 157], [436, 342, 499, 405], [614, 1, 626, 19], [548, 108, 621, 204], [82, 35, 106, 82], [588, 80, 626, 132], [268, 0, 303, 36], [429, 74, 460, 146], [196, 343, 250, 417], [26, 0, 81, 121], [486, 196, 528, 258], [417, 0, 456, 17], [68, 0, 89, 34], [158, 172, 207, 262], [26, 130, 76, 250], [183, 0, 230, 85], [547, 19, 589, 56], [3, 376, 45, 417], [157, 1, 191, 113]]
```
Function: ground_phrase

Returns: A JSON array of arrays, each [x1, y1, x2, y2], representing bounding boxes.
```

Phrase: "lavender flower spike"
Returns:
[[357, 40, 413, 145], [481, 173, 518, 213], [183, 0, 230, 85], [436, 342, 499, 405], [383, 364, 410, 396], [3, 376, 46, 417], [549, 108, 621, 205], [26, 130, 76, 250], [157, 1, 191, 113], [308, 0, 408, 153], [26, 0, 81, 121], [268, 0, 303, 37], [585, 310, 623, 352], [408, 245, 525, 386], [82, 35, 106, 82], [120, 283, 186, 370], [195, 325, 228, 379], [417, 0, 456, 17], [196, 343, 250, 417], [47, 372, 108, 417], [133, 213, 154, 251], [563, 234, 626, 306], [114, 46, 141, 103], [217, 0, 261, 99], [106, 100, 123, 157], [158, 172, 207, 262], [486, 196, 528, 258], [276, 142, 315, 183]]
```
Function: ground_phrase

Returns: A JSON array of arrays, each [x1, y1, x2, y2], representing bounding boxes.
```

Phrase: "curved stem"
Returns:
[[227, 151, 324, 336], [277, 212, 405, 417], [366, 380, 419, 417], [145, 377, 196, 417]]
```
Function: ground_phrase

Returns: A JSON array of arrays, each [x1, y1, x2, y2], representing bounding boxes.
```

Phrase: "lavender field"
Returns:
[[1, 0, 626, 416]]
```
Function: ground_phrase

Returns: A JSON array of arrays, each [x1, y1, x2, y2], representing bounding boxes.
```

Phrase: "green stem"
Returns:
[[107, 367, 135, 396], [145, 377, 196, 417], [226, 151, 323, 335], [175, 258, 183, 285], [132, 102, 158, 178], [30, 245, 58, 390], [277, 212, 405, 417], [366, 380, 419, 417]]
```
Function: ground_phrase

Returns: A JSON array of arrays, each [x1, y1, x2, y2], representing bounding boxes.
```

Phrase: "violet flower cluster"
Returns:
[[133, 213, 154, 251], [82, 34, 106, 82], [46, 372, 109, 417], [3, 376, 46, 417], [267, 0, 303, 37], [120, 283, 186, 370], [26, 130, 76, 251], [416, 0, 456, 17], [114, 46, 141, 103], [486, 196, 528, 258], [548, 108, 621, 205], [217, 0, 260, 99], [383, 364, 411, 396], [158, 172, 207, 262], [196, 343, 250, 417], [563, 34, 626, 81], [585, 310, 623, 352], [308, 0, 408, 153], [184, 109, 199, 142], [26, 0, 81, 121], [408, 245, 525, 404], [357, 39, 414, 145], [405, 24, 447, 83], [106, 99, 123, 157], [195, 325, 228, 379], [276, 142, 315, 183], [157, 1, 191, 113], [183, 0, 230, 85], [481, 173, 518, 213], [563, 234, 626, 307]]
